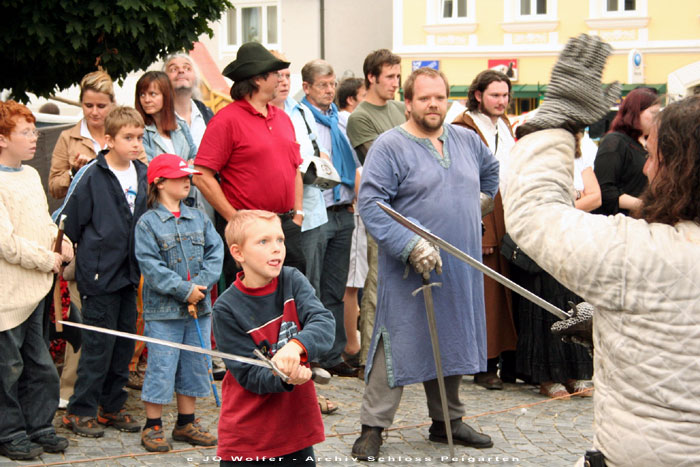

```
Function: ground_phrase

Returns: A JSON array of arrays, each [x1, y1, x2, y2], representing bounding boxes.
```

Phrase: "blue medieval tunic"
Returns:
[[358, 124, 499, 387]]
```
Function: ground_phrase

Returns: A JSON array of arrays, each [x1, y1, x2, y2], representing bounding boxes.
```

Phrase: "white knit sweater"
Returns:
[[0, 165, 57, 331]]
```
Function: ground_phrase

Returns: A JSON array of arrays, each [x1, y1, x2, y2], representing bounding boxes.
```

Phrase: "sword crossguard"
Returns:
[[411, 281, 442, 297], [252, 348, 290, 383]]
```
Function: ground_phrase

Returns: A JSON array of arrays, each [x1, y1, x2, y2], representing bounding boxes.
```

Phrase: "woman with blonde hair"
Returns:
[[50, 71, 139, 199]]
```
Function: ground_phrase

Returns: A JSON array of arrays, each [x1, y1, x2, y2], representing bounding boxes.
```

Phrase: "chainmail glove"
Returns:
[[408, 238, 443, 276], [525, 34, 621, 132], [551, 301, 595, 356], [480, 192, 494, 218]]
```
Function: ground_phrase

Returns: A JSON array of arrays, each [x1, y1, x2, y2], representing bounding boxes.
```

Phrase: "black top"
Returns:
[[56, 151, 148, 296], [593, 131, 648, 216]]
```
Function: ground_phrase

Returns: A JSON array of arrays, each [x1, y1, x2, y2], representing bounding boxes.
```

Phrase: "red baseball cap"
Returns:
[[147, 153, 202, 184]]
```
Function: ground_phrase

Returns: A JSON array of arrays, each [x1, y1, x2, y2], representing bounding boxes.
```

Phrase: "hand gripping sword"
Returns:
[[57, 321, 332, 384], [377, 203, 570, 320]]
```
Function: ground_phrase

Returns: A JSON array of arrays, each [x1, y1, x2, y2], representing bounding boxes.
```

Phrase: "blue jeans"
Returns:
[[141, 316, 212, 404], [67, 286, 137, 416], [317, 208, 354, 368], [0, 299, 59, 443], [301, 225, 323, 298]]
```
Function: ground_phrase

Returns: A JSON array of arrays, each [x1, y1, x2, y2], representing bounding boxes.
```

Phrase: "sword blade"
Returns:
[[57, 320, 277, 371], [417, 277, 454, 459], [377, 202, 570, 321]]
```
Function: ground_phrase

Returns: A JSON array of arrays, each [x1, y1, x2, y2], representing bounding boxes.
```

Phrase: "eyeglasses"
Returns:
[[311, 80, 338, 91], [14, 128, 40, 139]]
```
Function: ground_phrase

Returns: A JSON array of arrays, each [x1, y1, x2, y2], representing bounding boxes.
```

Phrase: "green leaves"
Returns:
[[1, 0, 231, 101]]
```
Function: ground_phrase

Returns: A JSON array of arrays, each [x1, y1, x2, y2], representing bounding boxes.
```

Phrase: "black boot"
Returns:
[[351, 425, 383, 461], [429, 418, 493, 449]]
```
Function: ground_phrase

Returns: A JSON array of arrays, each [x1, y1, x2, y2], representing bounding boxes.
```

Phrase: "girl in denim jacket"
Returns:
[[134, 153, 223, 452]]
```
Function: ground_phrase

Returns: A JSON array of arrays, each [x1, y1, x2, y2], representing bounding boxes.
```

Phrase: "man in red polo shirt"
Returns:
[[194, 42, 305, 285]]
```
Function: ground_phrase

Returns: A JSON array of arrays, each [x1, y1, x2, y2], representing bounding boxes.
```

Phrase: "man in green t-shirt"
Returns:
[[347, 49, 406, 373], [347, 49, 406, 164]]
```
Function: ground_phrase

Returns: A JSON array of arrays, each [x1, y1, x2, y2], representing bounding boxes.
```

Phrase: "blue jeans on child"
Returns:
[[68, 286, 137, 416], [0, 299, 60, 443], [141, 316, 212, 404]]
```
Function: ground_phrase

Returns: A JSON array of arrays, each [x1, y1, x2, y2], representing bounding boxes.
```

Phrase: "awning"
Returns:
[[407, 83, 667, 100]]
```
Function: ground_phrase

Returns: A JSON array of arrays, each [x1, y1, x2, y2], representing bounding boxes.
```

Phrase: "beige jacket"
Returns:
[[504, 129, 700, 467], [49, 121, 148, 199]]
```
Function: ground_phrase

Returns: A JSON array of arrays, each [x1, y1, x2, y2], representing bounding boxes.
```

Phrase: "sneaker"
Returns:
[[33, 433, 69, 453], [62, 414, 104, 438], [126, 371, 143, 390], [0, 437, 43, 460], [171, 419, 217, 446], [212, 357, 226, 381], [351, 425, 383, 461], [97, 408, 140, 432], [141, 426, 172, 452], [58, 398, 69, 410]]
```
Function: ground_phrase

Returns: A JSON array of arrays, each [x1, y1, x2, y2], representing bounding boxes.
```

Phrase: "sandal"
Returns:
[[566, 379, 594, 397], [539, 382, 570, 399], [317, 395, 339, 414]]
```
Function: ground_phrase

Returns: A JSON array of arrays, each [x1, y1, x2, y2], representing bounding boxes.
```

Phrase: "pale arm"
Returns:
[[575, 167, 602, 212], [618, 193, 642, 212], [293, 169, 303, 226]]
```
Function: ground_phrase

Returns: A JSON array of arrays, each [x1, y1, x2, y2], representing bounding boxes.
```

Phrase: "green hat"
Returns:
[[222, 42, 290, 82]]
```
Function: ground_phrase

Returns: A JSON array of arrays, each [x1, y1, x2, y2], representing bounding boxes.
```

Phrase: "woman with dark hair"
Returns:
[[593, 87, 661, 215], [505, 33, 700, 465], [135, 71, 196, 163]]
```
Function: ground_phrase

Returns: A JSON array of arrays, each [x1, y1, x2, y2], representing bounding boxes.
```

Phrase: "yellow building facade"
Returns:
[[394, 0, 700, 113]]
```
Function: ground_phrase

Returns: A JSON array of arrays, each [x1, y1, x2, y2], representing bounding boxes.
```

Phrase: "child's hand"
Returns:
[[271, 341, 310, 384], [286, 365, 312, 385], [187, 285, 207, 304]]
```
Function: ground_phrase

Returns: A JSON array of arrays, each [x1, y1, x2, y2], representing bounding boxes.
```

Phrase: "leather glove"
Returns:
[[408, 238, 442, 276], [524, 34, 621, 132], [480, 192, 494, 218], [550, 301, 595, 356]]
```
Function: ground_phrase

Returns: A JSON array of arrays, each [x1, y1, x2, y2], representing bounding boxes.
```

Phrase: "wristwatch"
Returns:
[[294, 210, 305, 217]]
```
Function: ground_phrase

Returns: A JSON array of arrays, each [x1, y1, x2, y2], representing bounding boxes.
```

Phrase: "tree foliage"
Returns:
[[0, 0, 231, 101]]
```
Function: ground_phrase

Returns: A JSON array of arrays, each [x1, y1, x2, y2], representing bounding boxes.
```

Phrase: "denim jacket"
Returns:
[[142, 117, 197, 162], [134, 202, 223, 320]]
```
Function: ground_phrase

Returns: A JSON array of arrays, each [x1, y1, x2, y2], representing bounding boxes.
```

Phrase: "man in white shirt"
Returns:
[[452, 70, 517, 390], [163, 54, 214, 148]]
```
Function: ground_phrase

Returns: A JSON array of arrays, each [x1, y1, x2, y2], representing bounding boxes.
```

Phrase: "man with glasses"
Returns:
[[300, 59, 359, 377], [194, 42, 306, 286]]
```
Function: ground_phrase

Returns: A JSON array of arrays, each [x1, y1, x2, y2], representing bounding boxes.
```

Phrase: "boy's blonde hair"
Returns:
[[225, 210, 281, 248], [104, 106, 144, 137]]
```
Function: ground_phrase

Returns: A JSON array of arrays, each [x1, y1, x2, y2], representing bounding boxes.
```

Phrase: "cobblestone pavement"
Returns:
[[3, 376, 592, 467]]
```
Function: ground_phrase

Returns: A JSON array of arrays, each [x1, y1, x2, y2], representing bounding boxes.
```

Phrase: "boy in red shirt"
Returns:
[[213, 210, 334, 465]]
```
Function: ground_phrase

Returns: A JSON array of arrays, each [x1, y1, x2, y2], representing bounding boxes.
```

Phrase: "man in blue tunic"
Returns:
[[352, 68, 500, 460]]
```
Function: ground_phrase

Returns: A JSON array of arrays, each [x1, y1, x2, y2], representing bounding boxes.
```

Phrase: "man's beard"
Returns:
[[479, 102, 504, 119], [174, 85, 193, 96], [413, 111, 445, 132]]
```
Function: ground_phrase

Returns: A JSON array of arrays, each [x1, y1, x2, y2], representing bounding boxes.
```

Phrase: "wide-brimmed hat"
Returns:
[[222, 42, 290, 82]]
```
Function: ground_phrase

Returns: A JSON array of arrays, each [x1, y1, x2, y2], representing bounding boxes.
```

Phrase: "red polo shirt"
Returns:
[[195, 99, 302, 213]]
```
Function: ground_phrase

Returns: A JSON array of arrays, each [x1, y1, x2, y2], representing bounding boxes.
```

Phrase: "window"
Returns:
[[520, 0, 547, 15], [225, 1, 279, 48], [441, 0, 467, 19], [606, 0, 636, 12]]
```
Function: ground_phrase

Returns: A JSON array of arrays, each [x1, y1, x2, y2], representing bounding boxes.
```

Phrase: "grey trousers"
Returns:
[[360, 338, 466, 428]]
